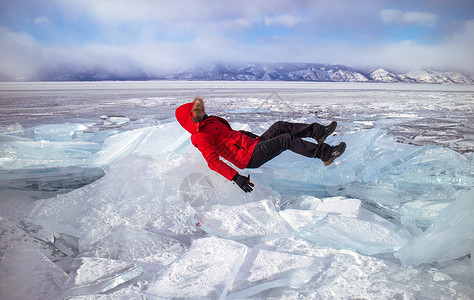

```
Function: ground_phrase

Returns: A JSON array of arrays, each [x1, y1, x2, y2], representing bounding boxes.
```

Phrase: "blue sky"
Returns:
[[1, 0, 473, 80]]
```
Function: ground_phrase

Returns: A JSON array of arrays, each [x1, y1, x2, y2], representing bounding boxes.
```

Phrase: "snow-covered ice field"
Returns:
[[0, 81, 473, 299]]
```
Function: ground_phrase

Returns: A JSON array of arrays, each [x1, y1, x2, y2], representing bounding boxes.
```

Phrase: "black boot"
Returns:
[[317, 121, 337, 143], [323, 142, 346, 166]]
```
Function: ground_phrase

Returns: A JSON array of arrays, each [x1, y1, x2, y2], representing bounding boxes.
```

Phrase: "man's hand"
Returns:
[[233, 174, 254, 193]]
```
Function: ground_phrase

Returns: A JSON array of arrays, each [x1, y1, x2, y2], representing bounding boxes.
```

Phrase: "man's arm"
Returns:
[[192, 135, 238, 181]]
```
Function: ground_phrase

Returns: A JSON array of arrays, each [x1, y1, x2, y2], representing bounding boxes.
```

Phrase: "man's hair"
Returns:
[[192, 97, 205, 114]]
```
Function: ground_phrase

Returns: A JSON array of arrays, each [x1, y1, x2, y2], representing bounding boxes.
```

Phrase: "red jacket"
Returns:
[[175, 102, 259, 181]]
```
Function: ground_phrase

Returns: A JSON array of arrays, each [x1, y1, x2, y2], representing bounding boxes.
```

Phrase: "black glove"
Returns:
[[233, 174, 254, 193]]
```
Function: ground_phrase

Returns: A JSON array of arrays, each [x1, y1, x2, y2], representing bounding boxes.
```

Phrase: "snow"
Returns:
[[0, 81, 473, 299]]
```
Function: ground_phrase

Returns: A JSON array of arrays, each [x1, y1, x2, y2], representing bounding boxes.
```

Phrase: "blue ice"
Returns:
[[0, 120, 472, 298]]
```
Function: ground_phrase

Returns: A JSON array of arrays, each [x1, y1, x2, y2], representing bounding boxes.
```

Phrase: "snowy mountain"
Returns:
[[368, 68, 474, 84], [166, 63, 372, 82], [404, 70, 474, 84], [164, 63, 472, 84], [368, 68, 409, 83], [23, 62, 473, 84]]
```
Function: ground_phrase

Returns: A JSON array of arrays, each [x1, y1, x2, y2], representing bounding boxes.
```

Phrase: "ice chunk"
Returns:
[[295, 195, 322, 210], [399, 199, 452, 228], [191, 199, 291, 244], [316, 196, 400, 231], [146, 236, 247, 299], [179, 172, 219, 210], [90, 126, 155, 167], [227, 248, 326, 299], [0, 247, 67, 300], [0, 122, 105, 191], [0, 166, 105, 191], [65, 257, 143, 297], [27, 154, 176, 247], [82, 225, 186, 268], [314, 196, 361, 217], [279, 209, 327, 231], [0, 140, 101, 169], [280, 195, 400, 234], [396, 189, 474, 265], [298, 214, 407, 255], [281, 201, 407, 256], [135, 122, 192, 155], [25, 123, 88, 142], [102, 116, 130, 126], [252, 128, 388, 193], [179, 170, 281, 212], [323, 130, 473, 227]]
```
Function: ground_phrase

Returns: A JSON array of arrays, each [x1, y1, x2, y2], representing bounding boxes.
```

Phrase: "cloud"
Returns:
[[345, 19, 474, 74], [2, 18, 474, 81], [212, 17, 258, 31], [1, 1, 473, 80], [0, 27, 43, 80], [381, 9, 438, 26], [34, 16, 51, 26], [264, 14, 305, 27], [56, 0, 296, 27]]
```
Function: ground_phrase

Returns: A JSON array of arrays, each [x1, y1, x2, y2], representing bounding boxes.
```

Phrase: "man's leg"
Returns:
[[260, 121, 336, 143], [246, 133, 332, 168]]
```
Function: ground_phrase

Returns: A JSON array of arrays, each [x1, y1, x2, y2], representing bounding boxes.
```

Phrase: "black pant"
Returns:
[[246, 121, 332, 168]]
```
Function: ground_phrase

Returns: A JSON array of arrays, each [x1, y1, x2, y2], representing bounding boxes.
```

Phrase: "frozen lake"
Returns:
[[0, 81, 473, 299], [1, 81, 473, 152]]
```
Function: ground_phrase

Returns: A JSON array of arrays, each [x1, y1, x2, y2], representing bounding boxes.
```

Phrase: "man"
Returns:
[[175, 97, 346, 193]]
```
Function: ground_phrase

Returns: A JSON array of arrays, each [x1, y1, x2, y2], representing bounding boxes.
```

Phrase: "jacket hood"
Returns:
[[175, 102, 199, 134]]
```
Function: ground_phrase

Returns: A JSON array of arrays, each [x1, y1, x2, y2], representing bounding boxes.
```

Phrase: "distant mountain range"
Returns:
[[41, 62, 474, 84], [163, 63, 473, 84]]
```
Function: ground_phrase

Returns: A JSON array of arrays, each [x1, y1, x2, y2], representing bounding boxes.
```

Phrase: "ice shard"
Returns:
[[297, 214, 407, 255], [90, 126, 156, 167], [280, 196, 407, 255], [145, 236, 248, 299], [64, 257, 143, 297], [396, 189, 474, 265], [227, 248, 326, 299], [82, 225, 186, 269], [191, 199, 291, 244]]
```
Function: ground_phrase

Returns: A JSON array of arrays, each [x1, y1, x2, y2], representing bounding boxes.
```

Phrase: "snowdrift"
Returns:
[[1, 121, 473, 299]]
